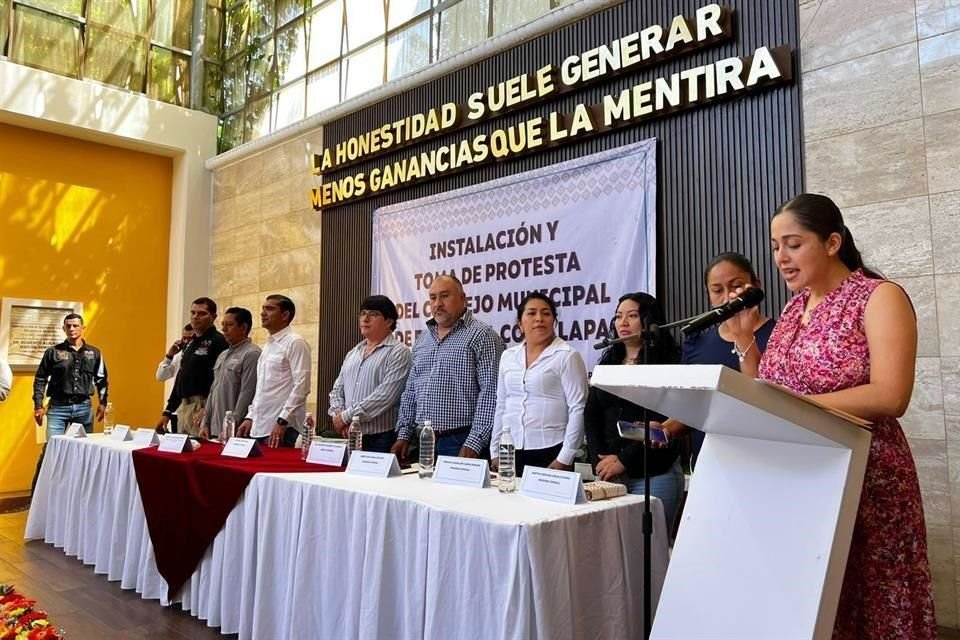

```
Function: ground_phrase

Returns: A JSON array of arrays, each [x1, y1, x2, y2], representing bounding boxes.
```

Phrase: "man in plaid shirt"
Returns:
[[392, 275, 504, 460]]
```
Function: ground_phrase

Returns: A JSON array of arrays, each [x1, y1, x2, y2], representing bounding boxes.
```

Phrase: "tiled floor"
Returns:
[[0, 510, 233, 639]]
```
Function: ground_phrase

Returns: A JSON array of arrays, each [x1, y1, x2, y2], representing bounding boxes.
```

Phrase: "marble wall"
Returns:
[[800, 0, 960, 627], [210, 130, 325, 417]]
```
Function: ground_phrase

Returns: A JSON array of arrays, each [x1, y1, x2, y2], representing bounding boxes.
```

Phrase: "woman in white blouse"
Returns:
[[490, 292, 589, 476]]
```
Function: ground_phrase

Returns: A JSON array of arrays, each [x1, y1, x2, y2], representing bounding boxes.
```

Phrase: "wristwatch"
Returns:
[[276, 417, 289, 427]]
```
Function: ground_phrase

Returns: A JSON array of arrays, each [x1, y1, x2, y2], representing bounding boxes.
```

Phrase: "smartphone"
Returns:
[[616, 420, 669, 444]]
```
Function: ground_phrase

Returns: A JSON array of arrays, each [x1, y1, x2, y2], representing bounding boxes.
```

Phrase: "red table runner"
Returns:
[[131, 441, 341, 600]]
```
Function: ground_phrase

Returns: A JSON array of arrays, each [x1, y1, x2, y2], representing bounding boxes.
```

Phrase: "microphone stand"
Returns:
[[599, 313, 701, 640]]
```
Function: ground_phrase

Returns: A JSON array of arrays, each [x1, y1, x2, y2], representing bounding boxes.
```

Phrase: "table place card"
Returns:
[[433, 456, 490, 489], [65, 423, 87, 438], [306, 442, 347, 466], [520, 467, 586, 505], [345, 451, 401, 478], [132, 428, 160, 446], [221, 437, 263, 458], [158, 433, 190, 453], [109, 425, 133, 441]]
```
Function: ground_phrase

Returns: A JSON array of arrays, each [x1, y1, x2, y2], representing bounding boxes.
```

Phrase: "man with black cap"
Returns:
[[328, 295, 412, 453]]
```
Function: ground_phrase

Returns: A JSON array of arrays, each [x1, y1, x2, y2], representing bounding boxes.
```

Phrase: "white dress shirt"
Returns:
[[156, 351, 182, 382], [247, 326, 312, 438], [0, 359, 12, 402], [490, 336, 588, 465]]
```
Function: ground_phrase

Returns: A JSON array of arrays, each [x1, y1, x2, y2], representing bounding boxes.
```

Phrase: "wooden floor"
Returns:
[[0, 509, 234, 639], [3, 502, 960, 639]]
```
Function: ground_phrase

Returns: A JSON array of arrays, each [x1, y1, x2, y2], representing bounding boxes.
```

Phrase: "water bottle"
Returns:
[[301, 412, 315, 461], [418, 420, 435, 478], [348, 416, 363, 458], [103, 402, 115, 435], [220, 410, 235, 443], [498, 428, 516, 493]]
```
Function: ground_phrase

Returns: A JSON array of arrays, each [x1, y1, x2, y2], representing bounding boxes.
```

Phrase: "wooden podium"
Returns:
[[590, 364, 872, 640]]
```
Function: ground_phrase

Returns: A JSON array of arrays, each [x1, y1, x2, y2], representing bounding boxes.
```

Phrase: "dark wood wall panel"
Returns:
[[318, 0, 803, 418]]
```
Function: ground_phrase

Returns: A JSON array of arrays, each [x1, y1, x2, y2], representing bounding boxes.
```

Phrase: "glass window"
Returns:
[[10, 5, 82, 77], [386, 15, 429, 81], [438, 0, 487, 59], [492, 0, 549, 35], [244, 94, 271, 141], [250, 0, 275, 39], [343, 0, 383, 51], [387, 0, 429, 30], [0, 0, 9, 56], [85, 26, 149, 91], [246, 35, 276, 98], [220, 111, 244, 151], [273, 78, 305, 129], [306, 62, 339, 115], [223, 55, 247, 111], [204, 4, 224, 58], [276, 0, 304, 27], [149, 46, 191, 105], [203, 62, 223, 112], [275, 18, 306, 85], [87, 0, 150, 36], [307, 0, 342, 70], [342, 39, 383, 99], [20, 0, 83, 18], [154, 0, 194, 50], [224, 4, 248, 58]]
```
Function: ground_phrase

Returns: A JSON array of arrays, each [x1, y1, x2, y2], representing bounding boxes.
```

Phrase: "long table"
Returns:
[[25, 435, 669, 640]]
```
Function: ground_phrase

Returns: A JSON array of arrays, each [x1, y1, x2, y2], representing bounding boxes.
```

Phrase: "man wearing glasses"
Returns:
[[328, 295, 412, 453]]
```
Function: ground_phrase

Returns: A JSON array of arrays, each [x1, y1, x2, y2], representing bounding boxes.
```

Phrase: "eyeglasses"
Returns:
[[358, 310, 384, 319]]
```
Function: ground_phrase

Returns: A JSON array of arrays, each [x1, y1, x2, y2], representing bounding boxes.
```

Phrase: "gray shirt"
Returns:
[[202, 338, 261, 434], [328, 334, 412, 435]]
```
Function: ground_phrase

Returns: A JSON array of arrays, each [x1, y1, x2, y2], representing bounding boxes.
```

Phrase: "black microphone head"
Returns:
[[593, 338, 611, 350], [740, 287, 765, 306]]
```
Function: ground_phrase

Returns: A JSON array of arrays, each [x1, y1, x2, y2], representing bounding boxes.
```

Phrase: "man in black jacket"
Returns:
[[32, 312, 108, 494], [155, 297, 228, 436]]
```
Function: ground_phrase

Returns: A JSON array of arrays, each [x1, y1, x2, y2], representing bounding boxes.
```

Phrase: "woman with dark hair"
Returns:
[[741, 193, 935, 638], [584, 292, 684, 532], [490, 292, 588, 476], [654, 252, 776, 467]]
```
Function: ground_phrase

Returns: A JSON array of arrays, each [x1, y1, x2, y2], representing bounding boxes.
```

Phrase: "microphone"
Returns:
[[680, 288, 765, 336]]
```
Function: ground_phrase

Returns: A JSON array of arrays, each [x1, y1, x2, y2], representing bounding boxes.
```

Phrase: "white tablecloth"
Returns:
[[26, 435, 669, 639]]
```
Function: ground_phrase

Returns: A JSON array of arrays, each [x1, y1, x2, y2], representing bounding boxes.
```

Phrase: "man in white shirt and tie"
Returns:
[[237, 295, 312, 448]]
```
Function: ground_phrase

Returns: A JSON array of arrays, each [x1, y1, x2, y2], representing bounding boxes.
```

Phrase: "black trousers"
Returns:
[[515, 443, 564, 477]]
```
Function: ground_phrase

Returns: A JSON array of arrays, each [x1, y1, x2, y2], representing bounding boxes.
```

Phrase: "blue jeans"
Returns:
[[436, 430, 470, 458], [32, 400, 93, 496], [624, 460, 685, 535], [46, 400, 93, 437], [362, 430, 397, 454]]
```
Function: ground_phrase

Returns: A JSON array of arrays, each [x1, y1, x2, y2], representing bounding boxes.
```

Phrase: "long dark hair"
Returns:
[[601, 292, 678, 365], [774, 194, 884, 279]]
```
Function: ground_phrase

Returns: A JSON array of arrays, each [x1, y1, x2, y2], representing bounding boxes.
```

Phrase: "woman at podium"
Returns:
[[585, 292, 684, 533], [655, 252, 776, 468], [489, 292, 589, 476], [748, 194, 936, 639]]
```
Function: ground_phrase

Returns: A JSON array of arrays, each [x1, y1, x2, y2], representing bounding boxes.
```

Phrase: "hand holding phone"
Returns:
[[616, 420, 669, 446]]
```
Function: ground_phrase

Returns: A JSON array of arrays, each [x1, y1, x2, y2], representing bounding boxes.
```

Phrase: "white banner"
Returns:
[[371, 139, 656, 369]]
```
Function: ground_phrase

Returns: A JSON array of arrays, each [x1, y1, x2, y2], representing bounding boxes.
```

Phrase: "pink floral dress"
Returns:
[[759, 270, 936, 639]]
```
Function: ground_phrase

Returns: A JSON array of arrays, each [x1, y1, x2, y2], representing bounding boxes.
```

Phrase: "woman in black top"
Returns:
[[656, 253, 775, 468], [584, 292, 683, 533]]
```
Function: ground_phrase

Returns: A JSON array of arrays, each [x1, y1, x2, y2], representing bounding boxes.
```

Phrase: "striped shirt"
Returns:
[[396, 309, 505, 454], [328, 334, 412, 435]]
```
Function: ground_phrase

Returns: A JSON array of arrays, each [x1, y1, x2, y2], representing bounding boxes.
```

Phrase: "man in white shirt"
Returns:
[[237, 295, 312, 448], [0, 358, 11, 402], [156, 323, 196, 382]]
